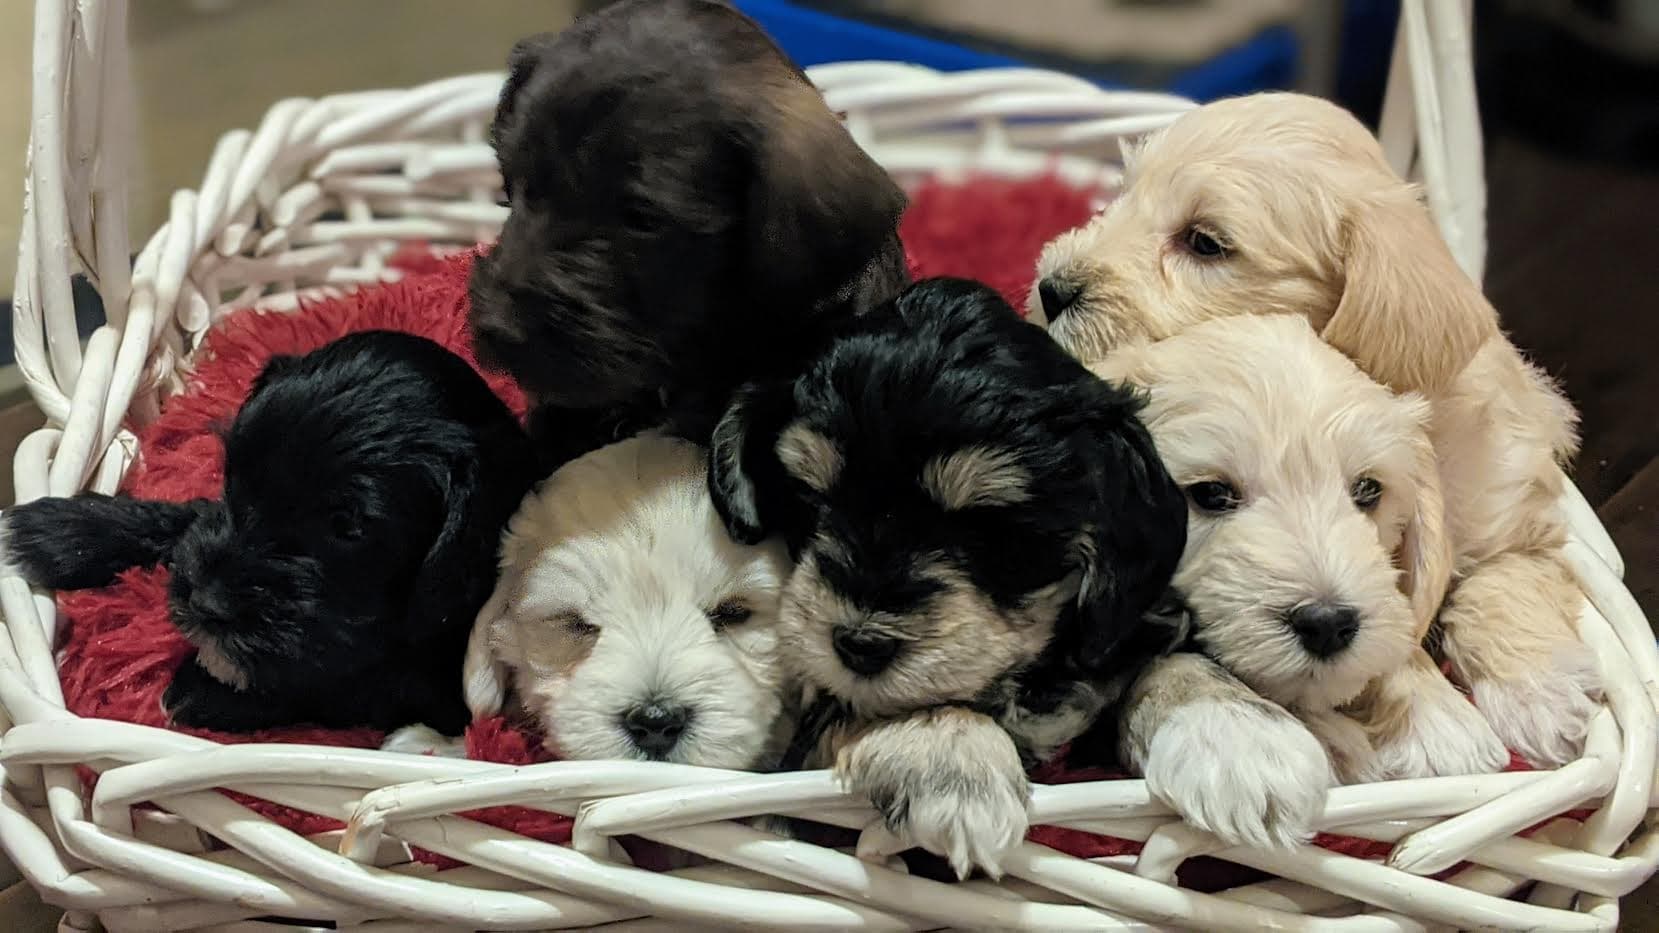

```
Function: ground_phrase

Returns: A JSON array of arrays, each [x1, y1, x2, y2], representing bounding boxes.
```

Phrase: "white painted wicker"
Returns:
[[3, 1, 1654, 930]]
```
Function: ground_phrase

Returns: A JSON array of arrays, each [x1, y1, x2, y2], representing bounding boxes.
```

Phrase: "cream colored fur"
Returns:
[[1099, 315, 1508, 847], [463, 434, 794, 769], [1044, 91, 1597, 765]]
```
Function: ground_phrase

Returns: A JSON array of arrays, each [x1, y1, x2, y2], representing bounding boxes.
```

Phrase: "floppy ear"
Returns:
[[742, 78, 908, 310], [1321, 188, 1500, 396], [463, 583, 513, 718], [1058, 383, 1189, 670], [1395, 424, 1452, 639], [708, 380, 804, 546], [491, 32, 560, 200], [406, 421, 536, 642]]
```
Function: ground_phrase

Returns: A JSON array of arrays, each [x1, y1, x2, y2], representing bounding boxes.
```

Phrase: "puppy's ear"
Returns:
[[1395, 418, 1452, 639], [463, 584, 513, 718], [1063, 383, 1188, 670], [1322, 188, 1499, 396], [407, 423, 535, 640], [742, 78, 907, 309], [708, 381, 802, 545], [1118, 132, 1150, 175], [491, 32, 560, 200]]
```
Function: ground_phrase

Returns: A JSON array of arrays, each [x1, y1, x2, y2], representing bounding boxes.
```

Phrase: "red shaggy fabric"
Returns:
[[54, 175, 1560, 882]]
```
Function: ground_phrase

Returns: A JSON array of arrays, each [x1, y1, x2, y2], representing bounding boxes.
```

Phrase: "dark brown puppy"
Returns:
[[470, 0, 909, 468]]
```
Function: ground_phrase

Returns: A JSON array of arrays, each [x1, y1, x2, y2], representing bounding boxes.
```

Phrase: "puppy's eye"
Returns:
[[329, 508, 364, 542], [1178, 224, 1230, 259], [1351, 476, 1383, 511], [1186, 481, 1242, 514], [707, 598, 753, 631], [556, 611, 599, 638]]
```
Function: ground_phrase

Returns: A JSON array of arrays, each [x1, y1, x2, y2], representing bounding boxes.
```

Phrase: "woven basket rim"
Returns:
[[3, 2, 1654, 930]]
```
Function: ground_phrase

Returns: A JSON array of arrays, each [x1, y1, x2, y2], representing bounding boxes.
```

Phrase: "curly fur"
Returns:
[[469, 0, 909, 468], [2, 331, 539, 733], [1035, 91, 1598, 767], [1101, 315, 1510, 848], [465, 434, 793, 769], [709, 276, 1188, 876]]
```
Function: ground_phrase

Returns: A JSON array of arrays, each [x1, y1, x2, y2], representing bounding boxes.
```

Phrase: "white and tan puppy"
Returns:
[[460, 433, 793, 769], [1098, 314, 1507, 848], [1036, 92, 1597, 767]]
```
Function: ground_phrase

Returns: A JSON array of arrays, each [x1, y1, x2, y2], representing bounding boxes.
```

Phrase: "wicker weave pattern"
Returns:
[[3, 2, 1655, 930]]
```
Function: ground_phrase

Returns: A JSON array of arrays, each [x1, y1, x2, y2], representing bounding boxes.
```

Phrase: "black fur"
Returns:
[[0, 332, 540, 734], [709, 277, 1190, 766], [469, 0, 909, 469], [3, 495, 215, 590]]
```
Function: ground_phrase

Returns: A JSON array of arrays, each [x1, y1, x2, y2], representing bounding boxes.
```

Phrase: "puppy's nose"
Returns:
[[185, 586, 234, 625], [1037, 276, 1083, 320], [831, 626, 900, 676], [622, 702, 689, 756], [1286, 603, 1360, 659]]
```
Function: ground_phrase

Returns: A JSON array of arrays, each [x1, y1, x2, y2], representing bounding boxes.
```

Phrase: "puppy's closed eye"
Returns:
[[328, 504, 366, 543], [556, 610, 599, 638], [707, 597, 754, 631]]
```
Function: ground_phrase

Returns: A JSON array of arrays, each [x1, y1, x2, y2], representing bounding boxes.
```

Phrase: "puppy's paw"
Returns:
[[1372, 680, 1508, 779], [1472, 645, 1602, 767], [836, 708, 1030, 880], [162, 660, 288, 732], [380, 724, 469, 758], [1143, 699, 1329, 849]]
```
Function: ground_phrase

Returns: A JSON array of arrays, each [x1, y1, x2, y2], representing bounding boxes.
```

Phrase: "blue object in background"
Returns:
[[733, 0, 1300, 101]]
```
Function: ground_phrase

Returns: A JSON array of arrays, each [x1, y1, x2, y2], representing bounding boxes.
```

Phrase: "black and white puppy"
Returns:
[[709, 277, 1188, 878], [1, 331, 540, 734], [469, 0, 909, 469]]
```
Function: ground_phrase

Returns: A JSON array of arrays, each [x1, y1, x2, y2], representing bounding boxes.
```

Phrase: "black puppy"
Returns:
[[710, 277, 1189, 878], [469, 0, 909, 468], [1, 331, 540, 734]]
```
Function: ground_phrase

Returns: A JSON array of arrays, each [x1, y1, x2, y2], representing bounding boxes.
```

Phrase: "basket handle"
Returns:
[[1380, 0, 1487, 284]]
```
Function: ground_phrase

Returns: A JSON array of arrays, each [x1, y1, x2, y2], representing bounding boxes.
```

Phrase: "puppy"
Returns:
[[1034, 92, 1597, 766], [1098, 315, 1508, 848], [462, 434, 793, 769], [470, 0, 909, 468], [710, 277, 1188, 877], [1, 332, 540, 733]]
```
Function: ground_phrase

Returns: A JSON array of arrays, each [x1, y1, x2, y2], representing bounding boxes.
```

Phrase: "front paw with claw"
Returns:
[[835, 706, 1030, 879]]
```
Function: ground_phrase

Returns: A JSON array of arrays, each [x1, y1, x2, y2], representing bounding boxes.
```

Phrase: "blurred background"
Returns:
[[0, 0, 1653, 928]]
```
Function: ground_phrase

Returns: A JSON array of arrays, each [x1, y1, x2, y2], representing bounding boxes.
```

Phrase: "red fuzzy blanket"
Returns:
[[55, 176, 1553, 883]]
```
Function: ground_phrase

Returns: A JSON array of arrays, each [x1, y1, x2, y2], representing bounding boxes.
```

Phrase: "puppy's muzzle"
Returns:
[[1285, 602, 1361, 659], [622, 700, 690, 757], [832, 625, 901, 676], [1037, 275, 1084, 320]]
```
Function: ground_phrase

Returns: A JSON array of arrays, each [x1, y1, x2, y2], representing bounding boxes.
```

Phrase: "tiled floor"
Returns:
[[0, 0, 1654, 928]]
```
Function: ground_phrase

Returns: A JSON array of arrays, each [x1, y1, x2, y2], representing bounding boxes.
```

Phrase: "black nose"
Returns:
[[1286, 603, 1360, 658], [832, 626, 900, 676], [622, 702, 689, 756], [1038, 276, 1083, 320]]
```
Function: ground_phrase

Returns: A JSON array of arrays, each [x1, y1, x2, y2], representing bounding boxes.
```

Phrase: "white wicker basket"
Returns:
[[4, 1, 1656, 930]]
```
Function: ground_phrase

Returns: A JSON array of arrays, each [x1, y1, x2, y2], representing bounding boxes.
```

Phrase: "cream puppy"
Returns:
[[1098, 314, 1507, 848], [461, 433, 793, 768], [1036, 91, 1597, 767]]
